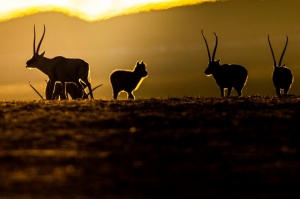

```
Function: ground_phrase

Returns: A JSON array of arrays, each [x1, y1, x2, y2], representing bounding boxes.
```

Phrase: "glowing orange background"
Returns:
[[0, 0, 213, 22], [0, 0, 299, 100]]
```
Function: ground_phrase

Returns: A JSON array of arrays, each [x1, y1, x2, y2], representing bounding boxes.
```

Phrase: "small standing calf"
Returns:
[[45, 80, 102, 100], [45, 80, 80, 100], [110, 61, 148, 99]]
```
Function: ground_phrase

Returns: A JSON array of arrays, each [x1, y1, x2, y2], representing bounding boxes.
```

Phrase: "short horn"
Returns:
[[201, 29, 211, 61]]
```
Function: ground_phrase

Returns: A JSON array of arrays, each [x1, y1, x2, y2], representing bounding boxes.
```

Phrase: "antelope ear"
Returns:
[[282, 64, 286, 67], [141, 61, 144, 64], [41, 51, 45, 57], [217, 59, 220, 64]]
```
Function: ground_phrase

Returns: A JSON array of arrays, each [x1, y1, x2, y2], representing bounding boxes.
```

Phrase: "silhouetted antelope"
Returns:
[[110, 61, 148, 99], [268, 35, 293, 96], [201, 30, 248, 97], [26, 25, 93, 100]]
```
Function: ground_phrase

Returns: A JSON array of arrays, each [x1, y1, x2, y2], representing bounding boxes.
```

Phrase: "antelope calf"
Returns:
[[45, 80, 102, 99], [201, 30, 248, 97], [51, 82, 65, 100], [110, 61, 148, 99], [45, 80, 81, 100], [268, 35, 293, 96]]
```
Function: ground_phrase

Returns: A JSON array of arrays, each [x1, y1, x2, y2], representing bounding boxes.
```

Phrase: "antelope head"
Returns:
[[26, 25, 46, 68], [201, 30, 220, 76], [268, 34, 288, 69], [134, 61, 148, 77]]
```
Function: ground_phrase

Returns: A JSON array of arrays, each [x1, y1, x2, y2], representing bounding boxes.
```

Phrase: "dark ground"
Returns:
[[1, 96, 300, 199]]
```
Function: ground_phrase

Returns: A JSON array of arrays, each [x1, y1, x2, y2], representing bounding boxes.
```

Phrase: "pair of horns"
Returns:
[[268, 35, 288, 67], [201, 29, 218, 62], [33, 25, 45, 55]]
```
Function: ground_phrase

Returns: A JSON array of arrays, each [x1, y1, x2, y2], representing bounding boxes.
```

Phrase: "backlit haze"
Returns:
[[0, 0, 215, 22], [0, 0, 299, 100]]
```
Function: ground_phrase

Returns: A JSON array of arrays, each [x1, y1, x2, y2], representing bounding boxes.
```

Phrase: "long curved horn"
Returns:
[[36, 25, 45, 54], [212, 32, 218, 61], [33, 25, 36, 55], [268, 35, 277, 66], [201, 29, 211, 61], [86, 84, 103, 95], [29, 82, 45, 100], [278, 35, 288, 66], [92, 84, 103, 92]]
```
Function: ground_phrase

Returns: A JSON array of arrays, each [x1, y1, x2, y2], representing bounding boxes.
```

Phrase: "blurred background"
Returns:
[[0, 0, 299, 100]]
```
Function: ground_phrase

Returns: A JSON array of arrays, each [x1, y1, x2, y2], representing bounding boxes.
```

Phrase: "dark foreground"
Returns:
[[1, 96, 300, 199]]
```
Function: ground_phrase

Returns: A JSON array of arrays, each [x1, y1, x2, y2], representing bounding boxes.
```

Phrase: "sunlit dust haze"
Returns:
[[0, 0, 215, 22], [0, 0, 300, 100]]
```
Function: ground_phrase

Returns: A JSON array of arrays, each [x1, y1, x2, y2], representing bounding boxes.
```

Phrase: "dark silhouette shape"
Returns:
[[26, 25, 94, 100], [110, 61, 148, 99], [201, 30, 248, 97], [45, 80, 103, 100], [45, 80, 53, 100], [46, 80, 78, 100], [66, 82, 85, 99], [52, 82, 65, 100], [268, 35, 293, 96]]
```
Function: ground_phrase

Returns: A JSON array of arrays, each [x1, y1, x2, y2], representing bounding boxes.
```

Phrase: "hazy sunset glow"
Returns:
[[0, 0, 216, 22], [0, 0, 298, 100]]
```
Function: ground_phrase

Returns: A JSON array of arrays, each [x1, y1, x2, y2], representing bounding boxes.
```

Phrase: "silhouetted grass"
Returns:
[[1, 96, 300, 199]]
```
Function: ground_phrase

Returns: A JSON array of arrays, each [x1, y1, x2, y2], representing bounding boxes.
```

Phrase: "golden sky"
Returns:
[[0, 0, 299, 100], [0, 0, 215, 22]]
